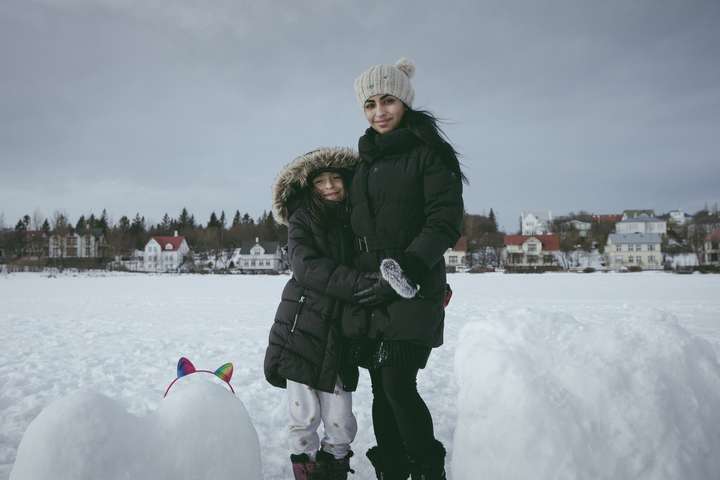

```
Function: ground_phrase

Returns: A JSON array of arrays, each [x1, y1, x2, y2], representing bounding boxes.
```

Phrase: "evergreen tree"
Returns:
[[98, 209, 109, 234], [117, 216, 131, 233], [489, 208, 498, 232], [232, 210, 241, 228], [208, 212, 220, 229], [219, 211, 226, 229], [161, 213, 172, 232], [75, 215, 87, 232], [178, 208, 191, 230], [241, 213, 254, 225], [41, 219, 51, 235], [130, 214, 146, 235]]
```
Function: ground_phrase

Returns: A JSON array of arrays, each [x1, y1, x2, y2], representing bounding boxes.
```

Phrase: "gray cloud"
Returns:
[[1, 0, 719, 231]]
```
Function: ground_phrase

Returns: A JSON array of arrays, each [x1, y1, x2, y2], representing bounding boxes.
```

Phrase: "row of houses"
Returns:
[[443, 210, 720, 271], [132, 234, 285, 273]]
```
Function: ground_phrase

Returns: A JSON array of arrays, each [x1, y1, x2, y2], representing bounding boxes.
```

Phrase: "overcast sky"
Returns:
[[1, 0, 719, 232]]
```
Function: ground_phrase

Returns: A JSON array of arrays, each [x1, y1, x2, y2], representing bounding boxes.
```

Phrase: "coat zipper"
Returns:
[[290, 295, 306, 333]]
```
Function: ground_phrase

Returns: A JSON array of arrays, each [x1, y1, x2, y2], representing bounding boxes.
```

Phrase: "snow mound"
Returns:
[[10, 379, 262, 480], [452, 308, 720, 480]]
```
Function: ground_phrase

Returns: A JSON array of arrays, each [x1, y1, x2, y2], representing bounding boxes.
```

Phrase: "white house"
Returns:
[[605, 233, 662, 270], [232, 238, 285, 273], [49, 232, 104, 258], [144, 232, 190, 272], [560, 219, 592, 237], [503, 234, 560, 268], [615, 215, 667, 235], [668, 210, 690, 226], [520, 211, 553, 235], [444, 236, 468, 270], [702, 230, 720, 266]]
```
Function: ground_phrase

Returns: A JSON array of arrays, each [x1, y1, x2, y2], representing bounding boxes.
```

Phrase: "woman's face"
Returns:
[[312, 172, 345, 202], [363, 94, 406, 134]]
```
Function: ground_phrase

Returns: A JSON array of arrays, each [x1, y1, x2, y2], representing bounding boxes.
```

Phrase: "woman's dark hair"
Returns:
[[401, 108, 469, 184]]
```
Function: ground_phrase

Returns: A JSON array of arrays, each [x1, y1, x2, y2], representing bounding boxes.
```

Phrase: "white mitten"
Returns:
[[380, 258, 418, 299]]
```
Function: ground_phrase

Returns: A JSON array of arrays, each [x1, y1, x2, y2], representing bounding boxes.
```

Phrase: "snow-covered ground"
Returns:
[[1, 271, 720, 479]]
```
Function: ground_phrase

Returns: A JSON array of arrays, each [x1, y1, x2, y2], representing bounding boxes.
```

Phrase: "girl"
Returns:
[[348, 58, 465, 480], [264, 147, 378, 480]]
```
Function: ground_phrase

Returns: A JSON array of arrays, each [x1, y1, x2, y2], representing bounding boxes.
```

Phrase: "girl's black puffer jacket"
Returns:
[[264, 147, 363, 394]]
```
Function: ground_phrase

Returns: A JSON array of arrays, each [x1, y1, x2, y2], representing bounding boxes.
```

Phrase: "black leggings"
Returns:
[[369, 365, 435, 459]]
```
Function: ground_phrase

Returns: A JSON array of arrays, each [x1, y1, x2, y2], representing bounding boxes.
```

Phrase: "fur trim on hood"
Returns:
[[272, 147, 359, 226]]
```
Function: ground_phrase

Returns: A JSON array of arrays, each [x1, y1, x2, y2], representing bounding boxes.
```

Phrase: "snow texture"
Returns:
[[1, 271, 720, 479], [10, 379, 261, 480], [453, 308, 720, 480], [380, 258, 418, 298]]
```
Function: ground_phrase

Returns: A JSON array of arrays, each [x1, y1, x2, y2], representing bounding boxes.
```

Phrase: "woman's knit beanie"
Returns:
[[354, 57, 416, 108]]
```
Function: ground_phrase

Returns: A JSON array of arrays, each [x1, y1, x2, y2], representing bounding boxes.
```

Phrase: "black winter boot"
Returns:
[[291, 453, 318, 480], [315, 450, 354, 480], [408, 440, 446, 480], [366, 446, 410, 480]]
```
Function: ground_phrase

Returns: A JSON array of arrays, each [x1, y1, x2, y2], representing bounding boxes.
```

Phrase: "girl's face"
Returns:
[[312, 172, 345, 202], [363, 94, 406, 134]]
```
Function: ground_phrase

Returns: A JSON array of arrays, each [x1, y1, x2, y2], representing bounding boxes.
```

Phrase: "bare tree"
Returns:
[[32, 209, 45, 231]]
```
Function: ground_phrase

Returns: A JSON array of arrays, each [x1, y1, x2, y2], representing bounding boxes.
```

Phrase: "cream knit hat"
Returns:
[[354, 57, 416, 108]]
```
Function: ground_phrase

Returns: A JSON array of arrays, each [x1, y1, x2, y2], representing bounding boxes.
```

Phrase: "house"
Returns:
[[702, 230, 720, 266], [605, 233, 662, 270], [592, 214, 623, 224], [144, 232, 190, 272], [622, 209, 656, 220], [560, 219, 592, 237], [444, 236, 468, 271], [668, 210, 690, 226], [615, 215, 667, 235], [503, 234, 560, 268], [232, 238, 285, 273], [49, 231, 103, 258], [520, 211, 553, 235]]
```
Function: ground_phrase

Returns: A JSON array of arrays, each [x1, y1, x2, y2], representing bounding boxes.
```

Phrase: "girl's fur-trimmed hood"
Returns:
[[272, 147, 359, 226]]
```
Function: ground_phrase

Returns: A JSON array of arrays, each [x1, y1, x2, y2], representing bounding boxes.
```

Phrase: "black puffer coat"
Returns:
[[264, 148, 362, 394], [345, 128, 464, 348]]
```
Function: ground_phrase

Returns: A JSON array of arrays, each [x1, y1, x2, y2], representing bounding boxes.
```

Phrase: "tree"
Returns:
[[98, 209, 109, 234], [0, 211, 5, 230], [41, 219, 51, 235], [232, 210, 241, 228], [160, 213, 172, 232], [75, 215, 87, 232], [32, 209, 45, 231], [207, 212, 220, 229]]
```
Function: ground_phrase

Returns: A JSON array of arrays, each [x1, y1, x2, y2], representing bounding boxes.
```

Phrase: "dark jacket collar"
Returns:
[[358, 127, 421, 162]]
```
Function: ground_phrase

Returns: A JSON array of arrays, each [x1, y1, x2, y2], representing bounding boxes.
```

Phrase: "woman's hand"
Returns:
[[353, 272, 398, 306]]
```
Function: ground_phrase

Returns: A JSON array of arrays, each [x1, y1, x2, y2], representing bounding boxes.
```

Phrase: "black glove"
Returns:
[[352, 272, 398, 306]]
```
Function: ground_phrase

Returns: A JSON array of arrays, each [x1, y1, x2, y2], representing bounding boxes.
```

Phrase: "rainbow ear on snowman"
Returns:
[[214, 363, 233, 383], [177, 357, 197, 378]]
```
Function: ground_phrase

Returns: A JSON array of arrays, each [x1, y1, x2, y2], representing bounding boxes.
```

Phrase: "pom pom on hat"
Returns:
[[354, 57, 416, 107], [395, 57, 415, 79]]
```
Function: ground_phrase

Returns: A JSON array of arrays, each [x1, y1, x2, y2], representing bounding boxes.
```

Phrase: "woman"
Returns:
[[264, 147, 377, 480], [348, 58, 465, 480]]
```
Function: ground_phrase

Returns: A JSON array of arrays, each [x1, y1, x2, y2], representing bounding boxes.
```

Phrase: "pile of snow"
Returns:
[[10, 377, 261, 480], [452, 308, 720, 480]]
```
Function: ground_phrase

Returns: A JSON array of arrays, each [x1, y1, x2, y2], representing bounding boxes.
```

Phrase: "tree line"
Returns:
[[0, 208, 288, 259]]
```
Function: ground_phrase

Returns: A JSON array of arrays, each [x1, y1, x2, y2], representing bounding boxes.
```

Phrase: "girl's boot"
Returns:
[[291, 453, 318, 480], [315, 450, 354, 480]]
